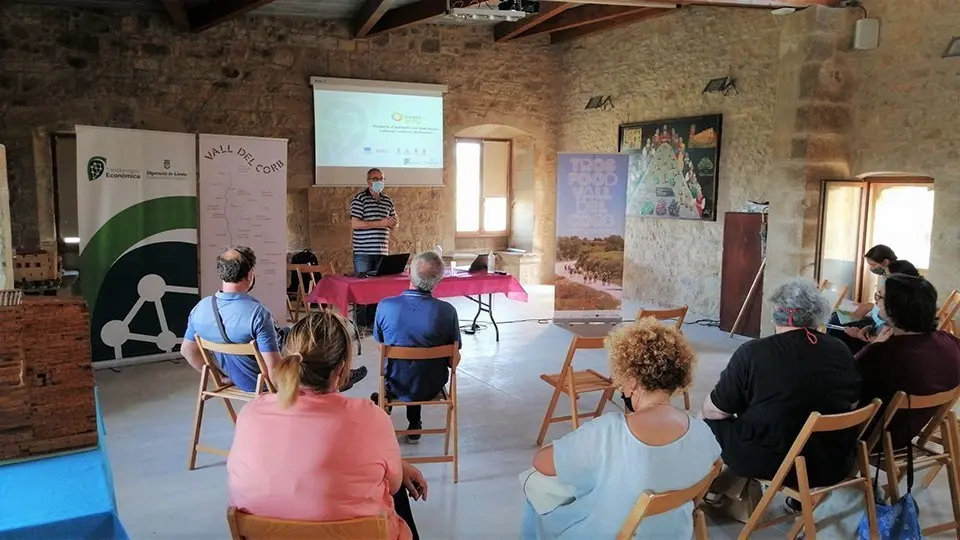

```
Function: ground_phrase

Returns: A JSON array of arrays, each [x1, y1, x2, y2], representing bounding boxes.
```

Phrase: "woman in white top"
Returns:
[[520, 318, 720, 539]]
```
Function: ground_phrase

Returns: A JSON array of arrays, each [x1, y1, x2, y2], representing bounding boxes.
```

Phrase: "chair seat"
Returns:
[[205, 386, 258, 402], [540, 369, 614, 393]]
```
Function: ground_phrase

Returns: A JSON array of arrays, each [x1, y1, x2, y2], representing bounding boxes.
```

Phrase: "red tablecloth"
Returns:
[[306, 271, 528, 316]]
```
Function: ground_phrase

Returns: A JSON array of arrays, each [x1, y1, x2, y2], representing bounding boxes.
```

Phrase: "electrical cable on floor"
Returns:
[[456, 317, 721, 327]]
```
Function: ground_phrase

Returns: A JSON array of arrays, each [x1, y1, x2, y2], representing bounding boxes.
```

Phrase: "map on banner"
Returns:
[[199, 134, 288, 322]]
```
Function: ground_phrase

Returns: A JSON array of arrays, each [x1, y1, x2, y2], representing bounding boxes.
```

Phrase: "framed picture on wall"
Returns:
[[619, 114, 722, 221]]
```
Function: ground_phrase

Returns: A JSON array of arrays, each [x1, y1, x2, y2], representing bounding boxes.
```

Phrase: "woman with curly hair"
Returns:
[[519, 319, 720, 539], [227, 310, 426, 540]]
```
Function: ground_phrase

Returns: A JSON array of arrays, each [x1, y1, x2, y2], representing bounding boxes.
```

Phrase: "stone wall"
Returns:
[[0, 4, 559, 280], [849, 0, 960, 295], [556, 7, 781, 317]]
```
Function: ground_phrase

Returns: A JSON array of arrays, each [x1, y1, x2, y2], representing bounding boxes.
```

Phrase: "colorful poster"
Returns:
[[554, 153, 628, 322], [76, 126, 199, 362], [198, 134, 288, 323]]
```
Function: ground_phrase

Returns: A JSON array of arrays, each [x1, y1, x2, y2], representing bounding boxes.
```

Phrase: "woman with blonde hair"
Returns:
[[228, 310, 426, 540], [519, 319, 720, 539]]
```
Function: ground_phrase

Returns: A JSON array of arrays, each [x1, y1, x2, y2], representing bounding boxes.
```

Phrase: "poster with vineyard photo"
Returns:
[[554, 153, 628, 322], [619, 114, 722, 221]]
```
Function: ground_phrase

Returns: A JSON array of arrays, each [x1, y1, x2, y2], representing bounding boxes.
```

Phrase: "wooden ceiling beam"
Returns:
[[354, 0, 396, 38], [160, 0, 191, 32], [494, 2, 578, 42], [550, 7, 671, 43], [366, 0, 484, 37], [188, 0, 281, 32], [514, 5, 651, 39]]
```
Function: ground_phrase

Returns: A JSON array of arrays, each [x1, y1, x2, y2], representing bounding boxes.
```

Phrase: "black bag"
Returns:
[[288, 249, 321, 293]]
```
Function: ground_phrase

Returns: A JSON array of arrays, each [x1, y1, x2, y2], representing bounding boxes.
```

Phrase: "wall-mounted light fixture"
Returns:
[[944, 37, 960, 59], [702, 77, 738, 96], [585, 95, 614, 110]]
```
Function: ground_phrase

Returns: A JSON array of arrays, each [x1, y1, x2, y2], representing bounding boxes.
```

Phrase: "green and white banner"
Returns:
[[76, 126, 199, 362]]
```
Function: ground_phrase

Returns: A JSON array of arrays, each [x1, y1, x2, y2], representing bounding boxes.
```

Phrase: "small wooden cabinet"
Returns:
[[719, 212, 765, 338]]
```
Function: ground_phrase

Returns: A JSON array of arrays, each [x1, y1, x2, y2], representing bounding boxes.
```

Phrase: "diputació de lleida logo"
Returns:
[[87, 156, 107, 181]]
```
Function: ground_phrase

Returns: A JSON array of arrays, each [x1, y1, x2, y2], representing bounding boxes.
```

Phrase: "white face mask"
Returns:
[[371, 180, 384, 193]]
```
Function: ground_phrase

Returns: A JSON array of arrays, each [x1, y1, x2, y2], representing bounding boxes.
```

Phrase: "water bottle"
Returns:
[[487, 250, 495, 273], [435, 243, 442, 257]]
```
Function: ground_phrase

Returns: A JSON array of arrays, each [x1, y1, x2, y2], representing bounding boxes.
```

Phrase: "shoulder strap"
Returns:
[[210, 295, 233, 344]]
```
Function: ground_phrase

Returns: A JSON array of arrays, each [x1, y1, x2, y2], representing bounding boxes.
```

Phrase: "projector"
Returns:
[[443, 0, 537, 22]]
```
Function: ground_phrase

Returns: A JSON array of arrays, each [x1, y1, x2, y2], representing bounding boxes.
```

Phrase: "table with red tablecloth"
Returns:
[[306, 270, 528, 342]]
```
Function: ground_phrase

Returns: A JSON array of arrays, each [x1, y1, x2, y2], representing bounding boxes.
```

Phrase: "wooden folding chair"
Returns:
[[739, 400, 882, 540], [617, 459, 723, 540], [227, 507, 388, 540], [378, 343, 460, 482], [937, 289, 960, 334], [187, 337, 276, 470], [286, 263, 334, 323], [637, 306, 691, 410], [864, 388, 960, 536], [537, 325, 618, 446], [820, 282, 849, 312], [0, 289, 22, 306]]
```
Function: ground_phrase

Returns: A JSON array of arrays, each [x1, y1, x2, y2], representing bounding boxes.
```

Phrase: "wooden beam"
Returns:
[[515, 5, 651, 39], [354, 0, 396, 38], [550, 7, 672, 43], [366, 0, 483, 37], [559, 0, 838, 7], [160, 0, 191, 32], [188, 0, 280, 33], [494, 2, 578, 42]]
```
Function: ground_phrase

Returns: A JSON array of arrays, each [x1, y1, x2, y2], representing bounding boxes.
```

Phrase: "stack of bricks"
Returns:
[[0, 297, 97, 462]]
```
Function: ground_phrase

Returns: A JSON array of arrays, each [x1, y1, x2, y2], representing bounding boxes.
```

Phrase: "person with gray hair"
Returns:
[[372, 251, 461, 443], [701, 278, 861, 513]]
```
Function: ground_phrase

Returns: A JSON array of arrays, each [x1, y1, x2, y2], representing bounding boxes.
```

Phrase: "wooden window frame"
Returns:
[[815, 176, 934, 302], [454, 137, 512, 238]]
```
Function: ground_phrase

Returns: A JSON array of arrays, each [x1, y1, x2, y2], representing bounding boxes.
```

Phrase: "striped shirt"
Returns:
[[350, 189, 396, 255]]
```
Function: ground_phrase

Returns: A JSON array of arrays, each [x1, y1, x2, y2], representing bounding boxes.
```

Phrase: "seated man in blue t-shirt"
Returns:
[[181, 246, 282, 392], [372, 251, 461, 443]]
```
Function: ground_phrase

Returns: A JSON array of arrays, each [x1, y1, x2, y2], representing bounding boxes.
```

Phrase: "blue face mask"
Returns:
[[371, 180, 384, 193], [869, 266, 885, 276]]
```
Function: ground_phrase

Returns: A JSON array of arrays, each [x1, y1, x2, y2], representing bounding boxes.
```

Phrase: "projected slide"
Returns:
[[314, 89, 443, 169]]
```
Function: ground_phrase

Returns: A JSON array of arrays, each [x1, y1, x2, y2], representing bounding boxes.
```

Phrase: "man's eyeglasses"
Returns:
[[368, 176, 384, 181]]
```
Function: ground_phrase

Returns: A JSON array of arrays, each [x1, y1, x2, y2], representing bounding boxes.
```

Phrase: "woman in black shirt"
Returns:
[[703, 279, 862, 488]]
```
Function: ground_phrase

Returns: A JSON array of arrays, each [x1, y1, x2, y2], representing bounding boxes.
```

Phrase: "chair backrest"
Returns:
[[616, 459, 723, 540], [820, 283, 849, 311], [937, 290, 960, 332], [864, 387, 960, 452], [637, 306, 688, 329], [0, 289, 23, 307], [379, 342, 461, 375], [227, 507, 389, 540], [195, 336, 276, 393], [767, 400, 882, 488]]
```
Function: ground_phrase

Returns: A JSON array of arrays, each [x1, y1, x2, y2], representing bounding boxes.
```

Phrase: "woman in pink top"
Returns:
[[228, 310, 427, 540]]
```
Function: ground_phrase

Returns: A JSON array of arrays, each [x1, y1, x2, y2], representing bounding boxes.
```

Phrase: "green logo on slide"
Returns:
[[87, 156, 107, 181]]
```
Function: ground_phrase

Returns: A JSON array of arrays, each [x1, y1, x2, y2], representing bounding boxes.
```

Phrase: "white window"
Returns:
[[455, 139, 510, 235]]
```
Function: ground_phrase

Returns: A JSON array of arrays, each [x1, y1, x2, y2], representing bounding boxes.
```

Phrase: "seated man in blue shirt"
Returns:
[[181, 246, 283, 392], [182, 246, 366, 391], [371, 251, 461, 443]]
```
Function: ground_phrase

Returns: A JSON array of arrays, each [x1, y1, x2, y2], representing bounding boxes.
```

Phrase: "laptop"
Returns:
[[372, 253, 411, 276], [467, 254, 489, 273]]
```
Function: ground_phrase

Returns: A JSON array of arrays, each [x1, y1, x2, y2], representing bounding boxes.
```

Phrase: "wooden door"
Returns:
[[719, 212, 764, 338]]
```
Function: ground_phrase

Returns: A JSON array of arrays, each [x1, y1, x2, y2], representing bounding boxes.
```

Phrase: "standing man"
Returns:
[[351, 168, 398, 330]]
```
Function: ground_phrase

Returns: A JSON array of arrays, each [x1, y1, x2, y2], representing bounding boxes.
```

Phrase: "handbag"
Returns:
[[858, 396, 923, 539]]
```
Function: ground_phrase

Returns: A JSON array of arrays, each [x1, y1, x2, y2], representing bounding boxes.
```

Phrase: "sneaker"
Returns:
[[370, 392, 393, 414], [406, 422, 422, 444], [339, 366, 367, 392]]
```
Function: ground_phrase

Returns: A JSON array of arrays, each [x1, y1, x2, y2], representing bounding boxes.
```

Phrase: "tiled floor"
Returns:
[[96, 286, 956, 538]]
